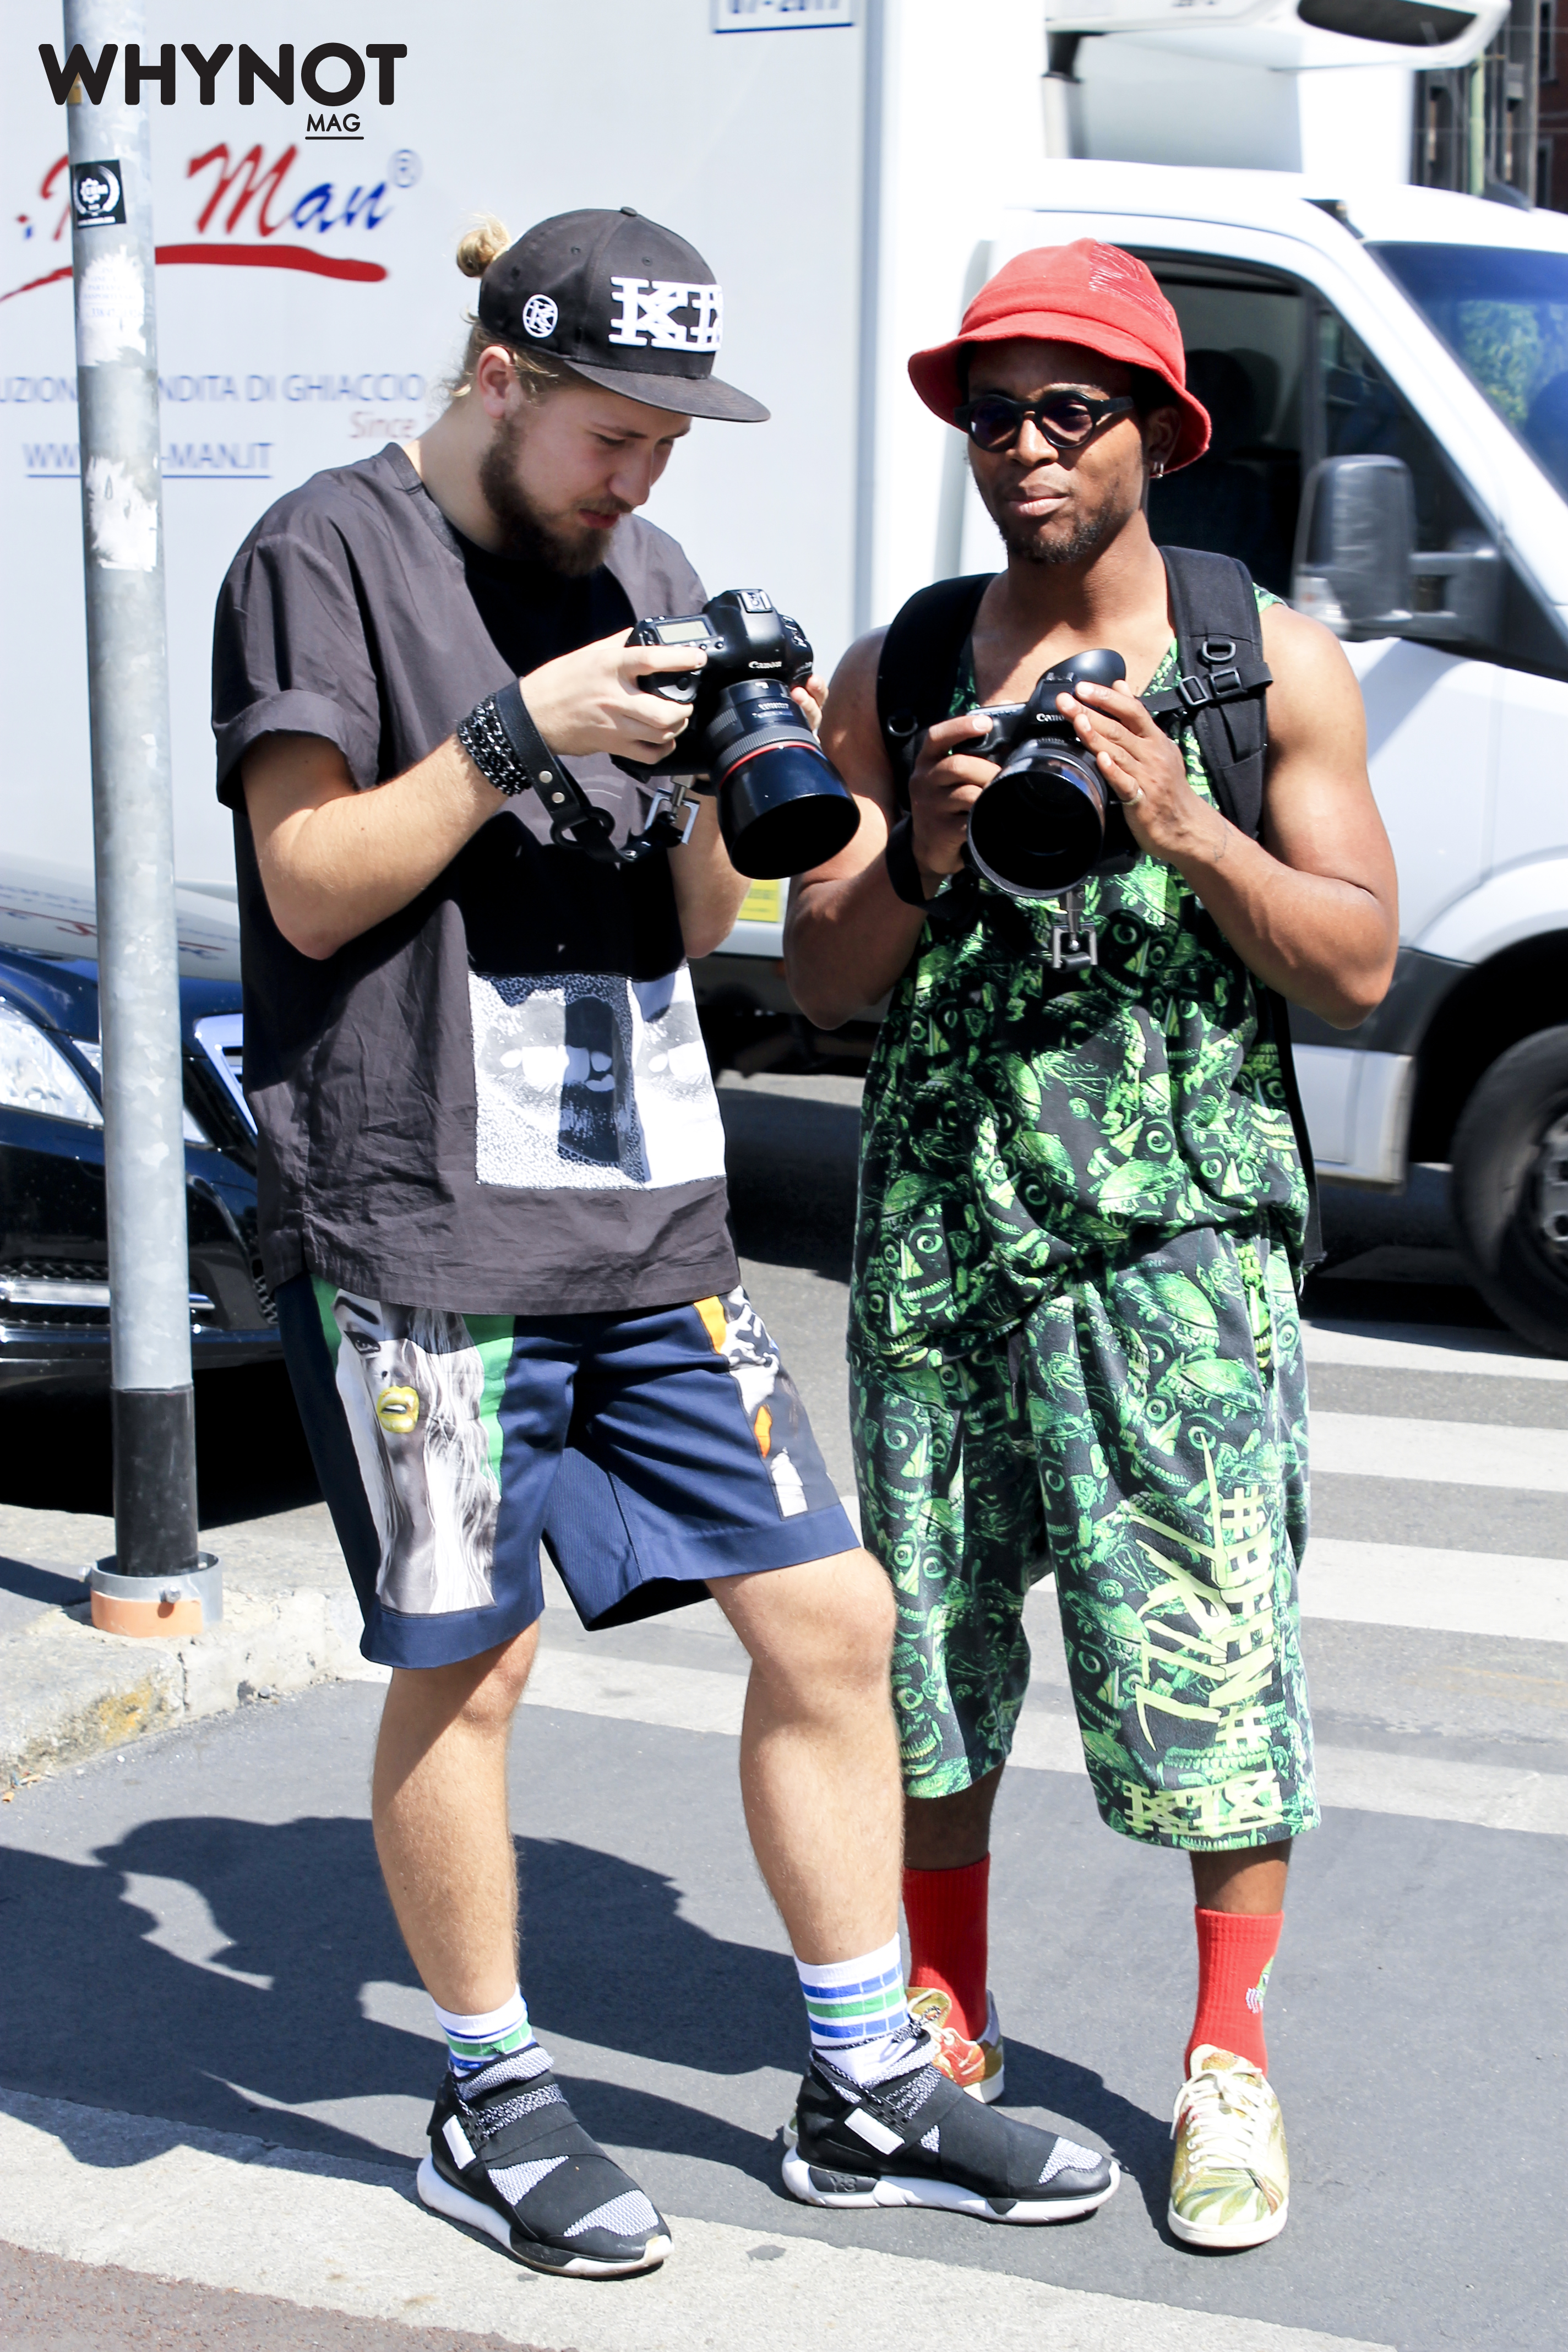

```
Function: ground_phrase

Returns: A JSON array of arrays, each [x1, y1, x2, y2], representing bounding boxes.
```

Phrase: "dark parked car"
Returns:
[[0, 856, 277, 1392]]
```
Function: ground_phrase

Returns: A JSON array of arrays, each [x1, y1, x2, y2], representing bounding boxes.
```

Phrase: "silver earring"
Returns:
[[1150, 459, 1166, 479]]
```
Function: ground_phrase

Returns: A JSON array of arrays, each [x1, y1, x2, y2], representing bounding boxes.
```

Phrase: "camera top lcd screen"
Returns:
[[652, 619, 714, 643]]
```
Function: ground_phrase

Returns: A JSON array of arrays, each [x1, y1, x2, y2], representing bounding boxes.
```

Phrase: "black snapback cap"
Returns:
[[477, 206, 769, 423]]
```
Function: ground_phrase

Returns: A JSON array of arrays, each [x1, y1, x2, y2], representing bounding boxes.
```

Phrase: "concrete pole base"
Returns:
[[89, 1555, 222, 1639]]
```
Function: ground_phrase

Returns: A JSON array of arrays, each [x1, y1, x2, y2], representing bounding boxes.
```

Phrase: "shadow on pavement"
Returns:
[[0, 1554, 86, 1607], [999, 2035, 1170, 2233], [0, 1816, 797, 2183], [519, 1836, 801, 2082]]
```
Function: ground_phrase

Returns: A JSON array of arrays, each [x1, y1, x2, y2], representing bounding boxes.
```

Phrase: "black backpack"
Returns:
[[873, 546, 1321, 1264]]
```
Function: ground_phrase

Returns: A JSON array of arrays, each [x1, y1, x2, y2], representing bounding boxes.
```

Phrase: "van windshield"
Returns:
[[1373, 242, 1568, 501]]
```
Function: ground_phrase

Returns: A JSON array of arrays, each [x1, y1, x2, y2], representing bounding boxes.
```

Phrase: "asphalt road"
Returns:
[[1, 1072, 1564, 2352]]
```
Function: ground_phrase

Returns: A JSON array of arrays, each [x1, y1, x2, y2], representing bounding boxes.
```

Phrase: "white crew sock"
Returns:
[[432, 1986, 536, 2079], [796, 1936, 920, 2087]]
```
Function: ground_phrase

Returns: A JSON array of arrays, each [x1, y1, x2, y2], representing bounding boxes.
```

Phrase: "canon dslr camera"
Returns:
[[965, 647, 1128, 898], [617, 590, 860, 879]]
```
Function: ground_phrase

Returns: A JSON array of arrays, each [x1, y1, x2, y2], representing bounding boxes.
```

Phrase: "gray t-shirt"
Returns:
[[213, 443, 738, 1315]]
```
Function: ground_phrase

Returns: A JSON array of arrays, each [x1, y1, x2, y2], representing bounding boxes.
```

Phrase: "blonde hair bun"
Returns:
[[456, 215, 510, 279]]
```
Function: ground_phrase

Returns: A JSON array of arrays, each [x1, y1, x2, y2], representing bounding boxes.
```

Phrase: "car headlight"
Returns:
[[75, 1041, 208, 1145], [0, 1001, 103, 1126]]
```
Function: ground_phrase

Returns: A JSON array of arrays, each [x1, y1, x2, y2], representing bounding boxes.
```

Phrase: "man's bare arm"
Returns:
[[243, 732, 499, 962], [784, 632, 995, 1029], [242, 632, 706, 961], [668, 793, 751, 961], [1064, 601, 1398, 1026]]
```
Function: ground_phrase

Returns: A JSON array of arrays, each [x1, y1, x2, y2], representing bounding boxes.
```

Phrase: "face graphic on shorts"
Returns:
[[336, 1297, 426, 1440], [331, 1294, 498, 1619]]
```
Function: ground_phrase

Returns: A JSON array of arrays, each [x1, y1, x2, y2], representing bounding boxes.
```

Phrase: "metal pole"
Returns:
[[63, 2, 216, 1634], [852, 0, 888, 638]]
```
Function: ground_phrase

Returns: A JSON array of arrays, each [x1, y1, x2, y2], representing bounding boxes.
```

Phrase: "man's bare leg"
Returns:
[[902, 1766, 1004, 1870], [1191, 1844, 1291, 1914], [380, 1620, 673, 2272], [710, 1548, 901, 1963], [749, 1561, 1119, 2214], [371, 1623, 538, 2012], [901, 1783, 1293, 1907]]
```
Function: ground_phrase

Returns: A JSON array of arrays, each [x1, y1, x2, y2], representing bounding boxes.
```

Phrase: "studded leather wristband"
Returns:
[[456, 691, 530, 798], [456, 679, 575, 802], [884, 814, 931, 910]]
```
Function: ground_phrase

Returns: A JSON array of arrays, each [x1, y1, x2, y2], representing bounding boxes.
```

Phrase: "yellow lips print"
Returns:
[[375, 1384, 421, 1435]]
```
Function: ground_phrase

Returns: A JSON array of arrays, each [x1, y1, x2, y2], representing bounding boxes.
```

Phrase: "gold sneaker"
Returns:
[[907, 1986, 1006, 2103], [1168, 2045, 1289, 2248]]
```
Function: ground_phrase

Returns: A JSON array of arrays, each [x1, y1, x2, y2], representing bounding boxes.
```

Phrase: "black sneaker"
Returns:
[[416, 2053, 671, 2278], [782, 2044, 1118, 2224]]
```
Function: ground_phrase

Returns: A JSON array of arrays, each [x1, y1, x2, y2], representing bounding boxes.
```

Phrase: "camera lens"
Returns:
[[704, 683, 861, 879], [967, 748, 1107, 897]]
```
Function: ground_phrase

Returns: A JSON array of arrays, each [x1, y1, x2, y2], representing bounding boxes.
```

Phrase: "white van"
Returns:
[[5, 6, 1565, 1349], [704, 160, 1568, 1356]]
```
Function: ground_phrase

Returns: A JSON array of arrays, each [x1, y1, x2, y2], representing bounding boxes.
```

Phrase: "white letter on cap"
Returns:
[[607, 278, 724, 351], [608, 276, 651, 346], [687, 284, 723, 351]]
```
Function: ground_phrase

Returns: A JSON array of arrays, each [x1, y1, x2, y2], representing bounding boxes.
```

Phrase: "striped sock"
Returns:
[[432, 1986, 536, 2080], [796, 1936, 916, 2087]]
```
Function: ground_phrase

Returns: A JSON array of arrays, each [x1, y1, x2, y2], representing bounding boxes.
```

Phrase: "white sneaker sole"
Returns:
[[416, 2154, 671, 2278], [782, 2146, 1119, 2224], [1167, 2193, 1288, 2250]]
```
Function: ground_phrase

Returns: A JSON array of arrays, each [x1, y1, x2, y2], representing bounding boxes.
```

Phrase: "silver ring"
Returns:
[[1123, 787, 1145, 807]]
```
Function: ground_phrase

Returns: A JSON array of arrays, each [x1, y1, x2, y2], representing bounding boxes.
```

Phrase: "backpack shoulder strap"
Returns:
[[875, 573, 995, 806], [1145, 547, 1271, 843], [1147, 548, 1322, 1262]]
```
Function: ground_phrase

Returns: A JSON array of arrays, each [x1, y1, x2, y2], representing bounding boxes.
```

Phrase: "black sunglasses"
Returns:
[[955, 390, 1136, 455]]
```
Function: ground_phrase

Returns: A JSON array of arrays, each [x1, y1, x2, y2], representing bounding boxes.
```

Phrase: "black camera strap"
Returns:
[[492, 681, 696, 866], [873, 548, 1320, 1262]]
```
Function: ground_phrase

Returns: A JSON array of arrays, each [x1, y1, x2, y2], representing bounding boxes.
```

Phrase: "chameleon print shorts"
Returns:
[[850, 1224, 1317, 1851]]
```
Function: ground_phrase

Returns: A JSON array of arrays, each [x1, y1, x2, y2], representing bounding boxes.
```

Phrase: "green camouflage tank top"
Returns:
[[850, 591, 1308, 1369]]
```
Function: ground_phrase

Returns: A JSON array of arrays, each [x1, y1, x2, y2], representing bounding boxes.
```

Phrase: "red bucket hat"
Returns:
[[908, 239, 1211, 472]]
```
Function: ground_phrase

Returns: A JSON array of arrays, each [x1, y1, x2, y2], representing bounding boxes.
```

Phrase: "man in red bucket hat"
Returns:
[[785, 242, 1398, 2248]]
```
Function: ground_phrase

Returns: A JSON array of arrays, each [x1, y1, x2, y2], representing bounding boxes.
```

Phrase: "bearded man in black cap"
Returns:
[[211, 207, 1119, 2283]]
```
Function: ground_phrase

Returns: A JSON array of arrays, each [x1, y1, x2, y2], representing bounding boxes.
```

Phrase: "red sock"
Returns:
[[902, 1856, 989, 2043], [1186, 1908, 1282, 2077]]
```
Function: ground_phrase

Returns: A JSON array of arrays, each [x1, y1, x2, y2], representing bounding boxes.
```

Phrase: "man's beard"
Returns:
[[987, 479, 1141, 569], [477, 414, 624, 576]]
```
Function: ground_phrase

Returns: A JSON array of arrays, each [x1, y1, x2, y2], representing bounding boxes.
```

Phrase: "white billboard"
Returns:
[[2, 2, 865, 885]]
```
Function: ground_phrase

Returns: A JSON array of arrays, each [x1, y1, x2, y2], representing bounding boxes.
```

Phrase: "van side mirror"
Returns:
[[1293, 453, 1500, 646], [1293, 455, 1414, 634]]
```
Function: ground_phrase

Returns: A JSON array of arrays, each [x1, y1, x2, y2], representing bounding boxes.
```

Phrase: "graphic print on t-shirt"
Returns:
[[331, 1292, 499, 1616], [469, 965, 726, 1191]]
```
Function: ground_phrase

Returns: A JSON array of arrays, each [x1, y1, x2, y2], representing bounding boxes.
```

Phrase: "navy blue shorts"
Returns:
[[275, 1275, 856, 1670]]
